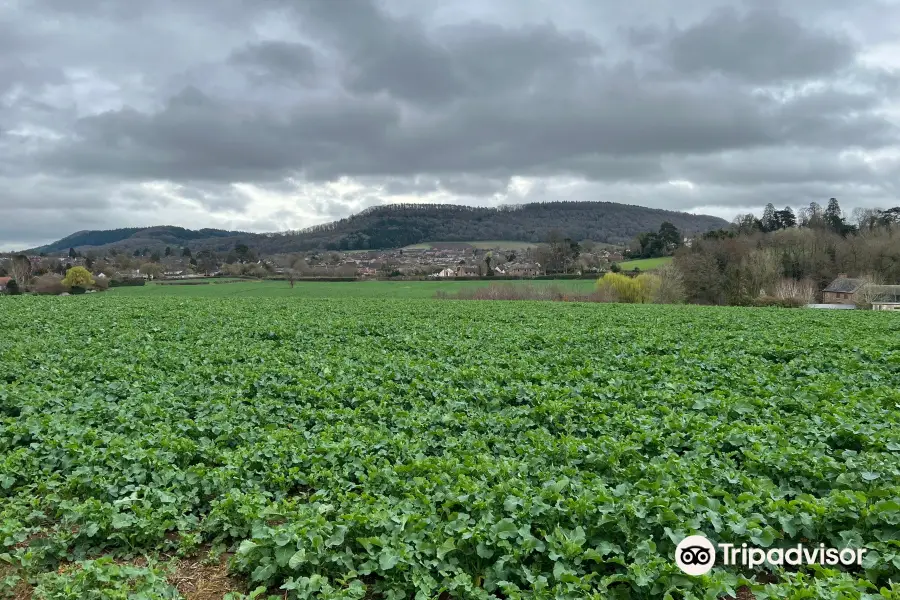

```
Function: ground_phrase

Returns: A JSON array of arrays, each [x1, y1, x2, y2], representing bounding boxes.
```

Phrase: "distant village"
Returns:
[[0, 242, 630, 284]]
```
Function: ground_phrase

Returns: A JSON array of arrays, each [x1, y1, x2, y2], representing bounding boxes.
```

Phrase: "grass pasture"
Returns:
[[152, 277, 249, 284], [0, 296, 898, 598], [615, 256, 674, 271], [113, 279, 598, 298]]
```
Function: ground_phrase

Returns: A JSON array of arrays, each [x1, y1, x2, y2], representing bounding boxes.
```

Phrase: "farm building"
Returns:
[[870, 285, 900, 311], [821, 278, 900, 310], [822, 275, 865, 304]]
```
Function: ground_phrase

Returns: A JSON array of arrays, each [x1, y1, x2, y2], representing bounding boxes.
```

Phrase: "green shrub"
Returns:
[[109, 278, 146, 287], [752, 295, 805, 308]]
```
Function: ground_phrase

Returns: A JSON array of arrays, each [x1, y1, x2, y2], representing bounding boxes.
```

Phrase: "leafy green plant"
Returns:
[[224, 586, 281, 600], [32, 557, 180, 599]]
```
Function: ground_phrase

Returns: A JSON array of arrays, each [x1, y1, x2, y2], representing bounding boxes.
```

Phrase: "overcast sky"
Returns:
[[2, 0, 900, 250]]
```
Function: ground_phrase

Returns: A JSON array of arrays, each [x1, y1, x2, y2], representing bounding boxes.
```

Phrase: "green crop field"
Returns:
[[1, 297, 899, 599], [616, 257, 674, 271], [112, 279, 598, 299]]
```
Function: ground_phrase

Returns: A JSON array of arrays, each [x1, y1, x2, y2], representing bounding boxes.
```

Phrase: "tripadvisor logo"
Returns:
[[675, 535, 868, 576], [676, 535, 716, 575]]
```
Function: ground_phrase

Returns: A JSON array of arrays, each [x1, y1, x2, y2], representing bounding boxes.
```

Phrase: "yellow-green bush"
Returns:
[[596, 272, 657, 303], [61, 266, 95, 289]]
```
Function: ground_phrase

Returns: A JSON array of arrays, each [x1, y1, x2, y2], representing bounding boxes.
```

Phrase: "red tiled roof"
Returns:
[[0, 277, 11, 286]]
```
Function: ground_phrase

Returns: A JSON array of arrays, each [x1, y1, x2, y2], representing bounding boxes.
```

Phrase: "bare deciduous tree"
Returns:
[[140, 262, 163, 280], [33, 274, 66, 295], [291, 257, 311, 276], [854, 274, 885, 308], [772, 278, 817, 304], [743, 248, 781, 299], [9, 255, 32, 290], [652, 264, 687, 304]]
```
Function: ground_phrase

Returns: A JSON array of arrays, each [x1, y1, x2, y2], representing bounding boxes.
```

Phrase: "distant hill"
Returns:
[[281, 202, 728, 251], [26, 201, 728, 254], [26, 226, 248, 254]]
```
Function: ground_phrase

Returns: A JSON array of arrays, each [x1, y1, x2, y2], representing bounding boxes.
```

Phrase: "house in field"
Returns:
[[822, 274, 866, 304], [870, 285, 900, 311], [0, 277, 10, 291], [434, 267, 456, 278], [822, 276, 900, 310]]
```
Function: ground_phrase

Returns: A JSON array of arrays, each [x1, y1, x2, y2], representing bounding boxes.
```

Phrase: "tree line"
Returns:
[[675, 199, 900, 305], [733, 199, 900, 236]]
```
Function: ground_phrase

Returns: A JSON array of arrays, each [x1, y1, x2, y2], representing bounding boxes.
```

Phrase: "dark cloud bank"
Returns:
[[2, 0, 899, 249]]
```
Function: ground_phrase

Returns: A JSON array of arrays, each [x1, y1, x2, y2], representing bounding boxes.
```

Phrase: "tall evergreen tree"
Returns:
[[775, 206, 797, 229], [761, 203, 777, 232], [824, 198, 844, 233], [658, 222, 681, 250]]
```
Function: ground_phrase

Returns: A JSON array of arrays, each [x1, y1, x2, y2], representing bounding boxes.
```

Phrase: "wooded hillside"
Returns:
[[26, 202, 727, 254]]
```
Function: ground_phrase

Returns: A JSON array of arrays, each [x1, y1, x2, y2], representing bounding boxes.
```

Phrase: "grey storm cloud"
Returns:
[[2, 0, 900, 249], [228, 41, 320, 84], [662, 6, 857, 82]]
